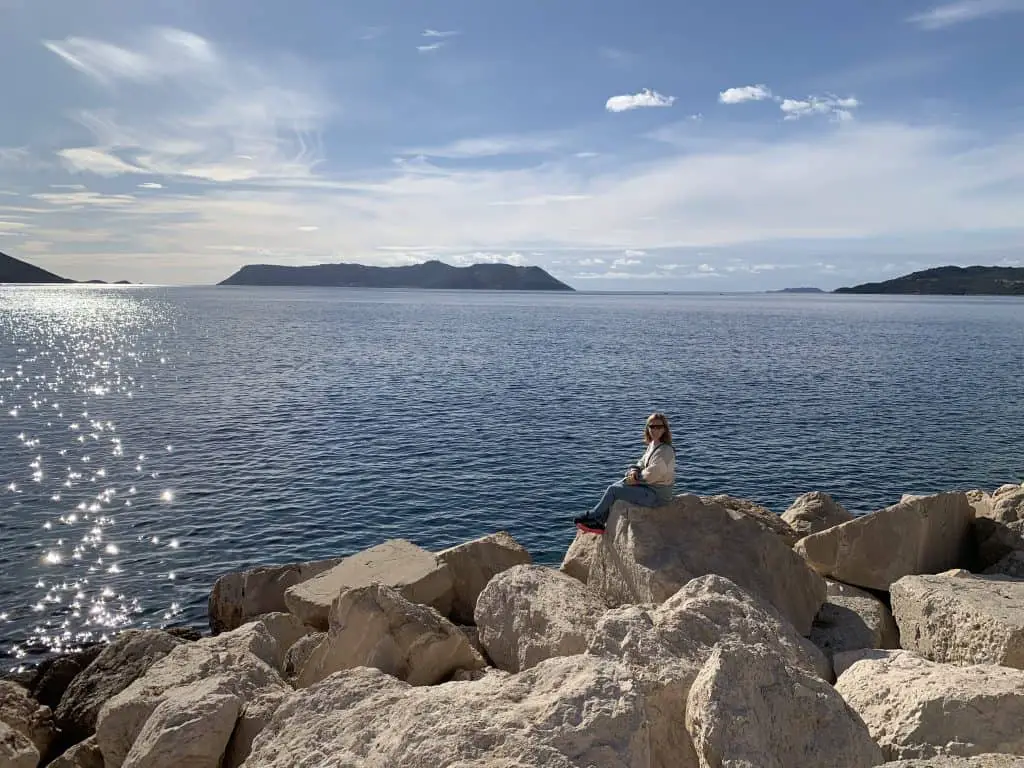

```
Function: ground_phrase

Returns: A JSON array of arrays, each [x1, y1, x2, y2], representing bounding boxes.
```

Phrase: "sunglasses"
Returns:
[[648, 423, 666, 429]]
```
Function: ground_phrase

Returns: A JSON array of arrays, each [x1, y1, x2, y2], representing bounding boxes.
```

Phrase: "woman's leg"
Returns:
[[588, 480, 659, 524]]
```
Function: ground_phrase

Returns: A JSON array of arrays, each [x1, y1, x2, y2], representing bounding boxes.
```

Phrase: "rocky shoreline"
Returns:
[[3, 483, 1024, 767]]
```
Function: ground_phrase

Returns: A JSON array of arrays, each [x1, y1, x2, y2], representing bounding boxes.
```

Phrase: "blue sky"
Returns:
[[0, 0, 1022, 289]]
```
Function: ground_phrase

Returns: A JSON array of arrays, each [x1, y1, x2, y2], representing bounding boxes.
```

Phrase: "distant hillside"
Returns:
[[836, 266, 1024, 296], [0, 251, 73, 284], [218, 260, 575, 291], [769, 287, 824, 294]]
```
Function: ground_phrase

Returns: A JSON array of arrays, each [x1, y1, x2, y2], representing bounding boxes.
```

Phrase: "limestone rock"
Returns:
[[835, 650, 1024, 760], [994, 483, 1024, 498], [811, 580, 900, 673], [243, 656, 650, 767], [475, 564, 608, 673], [588, 495, 825, 635], [95, 622, 286, 768], [29, 645, 103, 710], [985, 551, 1024, 578], [47, 735, 104, 767], [782, 491, 854, 538], [701, 494, 800, 547], [0, 721, 38, 768], [0, 679, 54, 757], [972, 519, 1024, 570], [587, 575, 831, 767], [223, 686, 290, 768], [965, 489, 994, 520], [685, 642, 884, 768], [795, 492, 975, 591], [283, 632, 324, 681], [990, 488, 1024, 524], [253, 611, 314, 672], [880, 757, 1024, 767], [890, 573, 1024, 668], [55, 629, 186, 745], [297, 583, 483, 687], [208, 555, 343, 634], [120, 676, 242, 768], [436, 531, 532, 624], [283, 539, 453, 630], [559, 530, 599, 584]]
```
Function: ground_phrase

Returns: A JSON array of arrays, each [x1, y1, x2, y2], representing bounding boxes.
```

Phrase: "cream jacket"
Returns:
[[636, 441, 675, 486]]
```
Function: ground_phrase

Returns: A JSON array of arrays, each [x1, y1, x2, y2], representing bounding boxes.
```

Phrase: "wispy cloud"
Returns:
[[137, 182, 163, 189], [908, 0, 1024, 28], [399, 133, 564, 159], [718, 85, 773, 104], [780, 95, 860, 121], [605, 88, 676, 113], [417, 42, 446, 53], [422, 29, 459, 38], [13, 119, 1024, 283], [42, 27, 328, 184]]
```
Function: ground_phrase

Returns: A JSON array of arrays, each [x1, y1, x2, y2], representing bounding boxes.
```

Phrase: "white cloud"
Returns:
[[624, 249, 647, 258], [137, 182, 163, 189], [718, 85, 773, 104], [422, 29, 459, 38], [605, 88, 676, 113], [400, 134, 563, 159], [908, 0, 1024, 28], [417, 42, 446, 53], [43, 27, 328, 184], [43, 28, 215, 86], [448, 251, 527, 266], [780, 95, 860, 121]]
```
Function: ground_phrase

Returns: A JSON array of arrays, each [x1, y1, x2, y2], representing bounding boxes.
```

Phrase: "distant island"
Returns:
[[1, 250, 73, 284], [219, 260, 574, 291], [769, 287, 824, 294], [1, 251, 132, 284], [836, 266, 1024, 295]]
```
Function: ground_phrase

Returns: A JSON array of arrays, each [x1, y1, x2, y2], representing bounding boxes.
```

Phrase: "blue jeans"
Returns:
[[589, 480, 672, 524]]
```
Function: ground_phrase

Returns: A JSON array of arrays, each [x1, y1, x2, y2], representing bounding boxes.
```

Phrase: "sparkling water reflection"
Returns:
[[1, 285, 1023, 668], [1, 287, 185, 664]]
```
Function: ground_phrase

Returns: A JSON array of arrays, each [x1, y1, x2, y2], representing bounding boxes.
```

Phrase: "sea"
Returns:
[[1, 285, 1022, 666]]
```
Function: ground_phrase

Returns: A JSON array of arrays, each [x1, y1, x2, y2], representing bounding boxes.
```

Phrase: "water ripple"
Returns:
[[1, 285, 1023, 663]]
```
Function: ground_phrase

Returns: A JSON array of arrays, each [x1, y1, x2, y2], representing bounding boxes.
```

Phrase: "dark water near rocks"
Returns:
[[1, 285, 1022, 665]]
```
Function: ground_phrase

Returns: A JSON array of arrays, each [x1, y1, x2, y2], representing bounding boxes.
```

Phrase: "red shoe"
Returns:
[[574, 519, 606, 534]]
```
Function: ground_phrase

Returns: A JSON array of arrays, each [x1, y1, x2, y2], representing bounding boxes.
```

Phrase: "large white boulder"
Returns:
[[559, 531, 599, 584], [587, 575, 832, 768], [782, 491, 854, 538], [436, 531, 532, 624], [54, 629, 186, 745], [835, 650, 1024, 760], [296, 583, 483, 687], [283, 539, 454, 629], [795, 492, 975, 590], [685, 641, 884, 768], [243, 656, 651, 767], [700, 494, 800, 547], [208, 556, 343, 633], [95, 622, 287, 768], [475, 564, 608, 673], [890, 573, 1024, 668], [120, 676, 242, 768], [588, 495, 825, 635]]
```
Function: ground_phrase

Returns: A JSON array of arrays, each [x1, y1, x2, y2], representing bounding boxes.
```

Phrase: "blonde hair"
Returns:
[[644, 412, 673, 444]]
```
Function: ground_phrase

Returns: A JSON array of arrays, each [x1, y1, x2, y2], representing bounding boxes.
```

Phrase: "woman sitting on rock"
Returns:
[[574, 412, 676, 534]]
